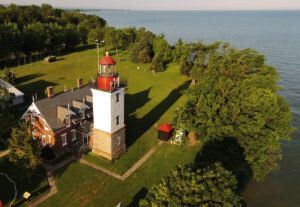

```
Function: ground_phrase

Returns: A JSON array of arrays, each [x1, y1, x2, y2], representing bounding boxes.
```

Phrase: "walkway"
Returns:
[[0, 138, 9, 158], [79, 141, 163, 181], [0, 149, 9, 158], [27, 141, 163, 206]]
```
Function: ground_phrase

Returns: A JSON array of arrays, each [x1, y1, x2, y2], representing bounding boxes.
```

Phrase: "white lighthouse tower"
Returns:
[[91, 52, 126, 160]]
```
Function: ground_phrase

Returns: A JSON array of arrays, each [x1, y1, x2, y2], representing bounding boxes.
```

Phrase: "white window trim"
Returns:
[[42, 134, 46, 146], [65, 116, 71, 127], [44, 123, 49, 131], [71, 130, 77, 141], [82, 132, 88, 145], [61, 133, 67, 146], [48, 135, 52, 147], [80, 111, 85, 120], [30, 114, 35, 125], [117, 136, 121, 146], [32, 130, 36, 140]]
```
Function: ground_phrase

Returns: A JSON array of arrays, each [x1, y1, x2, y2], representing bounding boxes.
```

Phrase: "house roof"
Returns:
[[158, 122, 174, 133], [33, 84, 93, 132], [0, 79, 24, 97]]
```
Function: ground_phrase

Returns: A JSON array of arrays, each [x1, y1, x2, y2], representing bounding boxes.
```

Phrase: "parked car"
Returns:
[[44, 56, 56, 63]]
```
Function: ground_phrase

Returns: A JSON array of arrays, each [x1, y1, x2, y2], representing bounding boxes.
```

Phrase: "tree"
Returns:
[[150, 56, 164, 72], [104, 26, 125, 59], [0, 86, 14, 109], [129, 27, 155, 63], [1, 68, 16, 84], [129, 40, 152, 63], [87, 26, 104, 45], [153, 34, 172, 64], [173, 44, 294, 181], [64, 23, 80, 49], [8, 122, 41, 183], [139, 162, 243, 207]]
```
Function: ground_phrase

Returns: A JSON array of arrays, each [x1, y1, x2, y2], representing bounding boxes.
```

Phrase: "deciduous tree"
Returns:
[[173, 44, 294, 181], [139, 162, 243, 207]]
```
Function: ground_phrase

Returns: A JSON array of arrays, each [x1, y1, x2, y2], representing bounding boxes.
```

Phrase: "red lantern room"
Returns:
[[98, 52, 119, 91]]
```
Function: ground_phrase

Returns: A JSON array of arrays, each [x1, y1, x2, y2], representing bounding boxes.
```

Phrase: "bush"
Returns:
[[41, 145, 55, 160]]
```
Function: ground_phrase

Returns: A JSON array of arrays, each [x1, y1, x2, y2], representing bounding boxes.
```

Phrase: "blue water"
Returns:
[[85, 10, 300, 207]]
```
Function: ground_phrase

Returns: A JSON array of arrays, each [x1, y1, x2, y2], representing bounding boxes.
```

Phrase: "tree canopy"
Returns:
[[0, 4, 106, 67], [173, 44, 294, 181], [139, 162, 243, 207], [8, 122, 41, 182]]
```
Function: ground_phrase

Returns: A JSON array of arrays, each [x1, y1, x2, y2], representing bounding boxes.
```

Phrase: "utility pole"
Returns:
[[95, 40, 100, 71]]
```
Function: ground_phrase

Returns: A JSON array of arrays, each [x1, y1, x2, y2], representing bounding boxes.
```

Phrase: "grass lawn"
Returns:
[[39, 143, 202, 207], [4, 46, 202, 206], [0, 156, 49, 207]]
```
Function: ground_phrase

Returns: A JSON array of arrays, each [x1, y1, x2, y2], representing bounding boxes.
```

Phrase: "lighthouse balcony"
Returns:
[[93, 77, 127, 92]]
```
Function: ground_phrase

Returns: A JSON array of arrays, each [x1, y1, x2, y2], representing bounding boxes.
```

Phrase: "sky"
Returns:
[[1, 0, 300, 10]]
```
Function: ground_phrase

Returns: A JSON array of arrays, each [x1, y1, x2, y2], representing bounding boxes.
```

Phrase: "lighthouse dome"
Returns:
[[99, 52, 116, 65]]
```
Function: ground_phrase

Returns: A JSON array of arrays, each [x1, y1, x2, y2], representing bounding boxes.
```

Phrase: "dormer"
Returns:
[[72, 98, 90, 120], [57, 104, 76, 128]]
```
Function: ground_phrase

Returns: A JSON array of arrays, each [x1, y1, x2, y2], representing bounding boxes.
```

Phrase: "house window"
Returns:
[[82, 133, 88, 145], [30, 115, 35, 125], [65, 116, 71, 127], [116, 116, 120, 125], [32, 130, 36, 140], [81, 111, 85, 120], [61, 133, 67, 146], [44, 123, 49, 131], [42, 134, 46, 146], [71, 130, 76, 141], [117, 136, 121, 146], [48, 135, 52, 147], [116, 93, 119, 102]]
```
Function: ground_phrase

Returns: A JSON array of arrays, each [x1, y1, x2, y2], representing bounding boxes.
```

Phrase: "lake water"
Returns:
[[85, 10, 300, 207]]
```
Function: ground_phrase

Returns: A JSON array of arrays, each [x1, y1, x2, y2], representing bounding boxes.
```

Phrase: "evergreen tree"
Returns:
[[0, 86, 14, 108], [8, 122, 41, 183], [139, 162, 243, 207]]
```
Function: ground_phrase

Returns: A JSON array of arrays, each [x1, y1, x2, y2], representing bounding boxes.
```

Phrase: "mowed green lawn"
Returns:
[[8, 47, 202, 206], [40, 144, 202, 207]]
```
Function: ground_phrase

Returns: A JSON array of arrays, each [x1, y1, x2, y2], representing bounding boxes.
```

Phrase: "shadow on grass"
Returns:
[[126, 80, 191, 147], [125, 88, 152, 117], [54, 160, 78, 179], [193, 139, 253, 193], [0, 157, 49, 207], [128, 187, 148, 207], [19, 79, 58, 100], [16, 73, 45, 84]]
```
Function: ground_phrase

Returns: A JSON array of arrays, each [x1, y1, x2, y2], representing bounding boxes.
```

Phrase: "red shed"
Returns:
[[158, 122, 174, 141]]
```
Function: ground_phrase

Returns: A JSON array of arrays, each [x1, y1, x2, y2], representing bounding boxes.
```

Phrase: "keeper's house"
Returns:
[[22, 53, 126, 160]]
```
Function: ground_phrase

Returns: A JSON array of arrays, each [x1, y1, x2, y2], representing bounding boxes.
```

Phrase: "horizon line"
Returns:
[[1, 4, 300, 11]]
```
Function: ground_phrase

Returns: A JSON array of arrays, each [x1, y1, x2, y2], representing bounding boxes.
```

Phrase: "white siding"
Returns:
[[91, 88, 125, 133]]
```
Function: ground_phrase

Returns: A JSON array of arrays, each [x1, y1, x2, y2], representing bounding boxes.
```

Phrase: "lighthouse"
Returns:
[[91, 52, 126, 160]]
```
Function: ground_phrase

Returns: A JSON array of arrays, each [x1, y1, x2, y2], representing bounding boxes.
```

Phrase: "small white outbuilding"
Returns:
[[0, 79, 24, 105]]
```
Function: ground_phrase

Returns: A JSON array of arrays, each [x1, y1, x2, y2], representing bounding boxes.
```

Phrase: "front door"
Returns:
[[82, 133, 88, 145]]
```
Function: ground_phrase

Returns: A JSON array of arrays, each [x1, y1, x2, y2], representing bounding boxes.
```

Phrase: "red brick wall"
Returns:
[[27, 115, 93, 156]]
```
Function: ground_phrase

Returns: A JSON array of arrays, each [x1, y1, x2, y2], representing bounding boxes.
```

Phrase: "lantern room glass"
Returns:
[[98, 64, 116, 77]]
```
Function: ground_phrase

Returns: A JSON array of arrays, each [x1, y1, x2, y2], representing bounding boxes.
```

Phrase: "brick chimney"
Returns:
[[47, 86, 54, 98], [77, 78, 83, 89]]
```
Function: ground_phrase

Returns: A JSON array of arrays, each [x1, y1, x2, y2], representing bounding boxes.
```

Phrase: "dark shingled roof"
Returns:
[[34, 84, 93, 132]]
